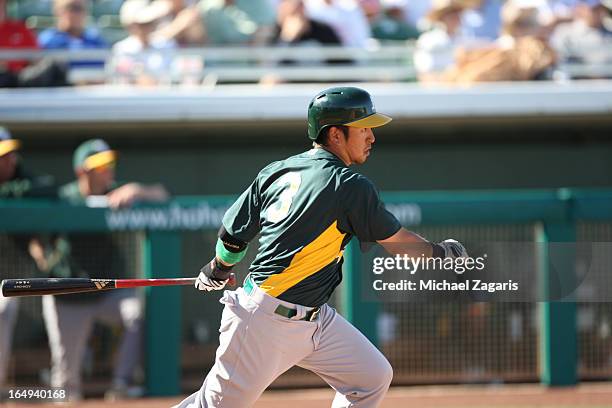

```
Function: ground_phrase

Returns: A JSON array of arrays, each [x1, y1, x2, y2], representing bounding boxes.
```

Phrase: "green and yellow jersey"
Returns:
[[223, 148, 400, 306]]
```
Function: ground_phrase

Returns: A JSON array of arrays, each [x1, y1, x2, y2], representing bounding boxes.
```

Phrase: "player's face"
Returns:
[[85, 163, 115, 194], [345, 126, 375, 165], [0, 152, 18, 183]]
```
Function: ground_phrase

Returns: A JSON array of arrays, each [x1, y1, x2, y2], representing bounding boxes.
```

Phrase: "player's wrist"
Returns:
[[431, 243, 445, 259], [214, 257, 234, 272], [202, 258, 233, 281]]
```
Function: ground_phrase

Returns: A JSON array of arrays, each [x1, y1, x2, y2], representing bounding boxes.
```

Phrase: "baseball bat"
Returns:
[[1, 277, 203, 298]]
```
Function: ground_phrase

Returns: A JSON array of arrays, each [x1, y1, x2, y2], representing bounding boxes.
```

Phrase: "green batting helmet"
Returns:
[[307, 87, 392, 141]]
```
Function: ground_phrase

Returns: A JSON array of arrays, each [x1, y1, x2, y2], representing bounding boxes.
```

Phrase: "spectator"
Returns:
[[0, 127, 56, 399], [0, 0, 38, 82], [151, 0, 206, 46], [400, 0, 432, 30], [413, 0, 471, 81], [443, 1, 556, 83], [110, 0, 177, 86], [460, 0, 503, 40], [304, 0, 372, 47], [370, 0, 420, 41], [1, 0, 69, 88], [30, 139, 169, 401], [551, 0, 612, 74], [261, 0, 343, 84], [273, 0, 341, 46], [520, 0, 579, 32], [199, 0, 276, 45], [38, 0, 107, 68], [498, 1, 549, 44]]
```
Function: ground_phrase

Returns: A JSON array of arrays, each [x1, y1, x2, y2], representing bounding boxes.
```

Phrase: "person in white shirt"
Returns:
[[551, 0, 612, 74], [414, 0, 472, 81], [110, 0, 177, 85], [304, 0, 372, 47]]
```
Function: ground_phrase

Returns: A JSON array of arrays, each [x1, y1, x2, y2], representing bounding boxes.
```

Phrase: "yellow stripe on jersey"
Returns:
[[260, 221, 346, 297]]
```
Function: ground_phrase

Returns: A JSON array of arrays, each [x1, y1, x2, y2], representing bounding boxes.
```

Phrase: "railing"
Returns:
[[0, 44, 417, 84], [2, 41, 612, 84]]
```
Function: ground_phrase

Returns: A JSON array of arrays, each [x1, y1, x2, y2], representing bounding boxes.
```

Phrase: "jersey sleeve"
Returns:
[[221, 179, 261, 243], [339, 174, 401, 243]]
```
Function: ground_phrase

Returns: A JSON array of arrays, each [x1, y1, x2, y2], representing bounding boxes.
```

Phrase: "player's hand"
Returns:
[[195, 271, 230, 291], [195, 258, 235, 292], [106, 183, 142, 209], [437, 239, 468, 259]]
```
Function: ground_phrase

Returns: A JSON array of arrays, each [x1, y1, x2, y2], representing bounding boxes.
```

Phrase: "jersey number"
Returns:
[[267, 172, 302, 223]]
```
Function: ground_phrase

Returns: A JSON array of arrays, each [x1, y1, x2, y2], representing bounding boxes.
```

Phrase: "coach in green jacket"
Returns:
[[31, 139, 168, 401]]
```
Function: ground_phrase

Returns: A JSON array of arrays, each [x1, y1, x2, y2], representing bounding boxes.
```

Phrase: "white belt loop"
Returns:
[[291, 304, 307, 320]]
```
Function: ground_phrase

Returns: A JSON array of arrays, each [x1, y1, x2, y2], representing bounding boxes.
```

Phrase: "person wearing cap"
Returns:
[[33, 139, 168, 400], [109, 0, 177, 85], [413, 0, 474, 81], [38, 0, 107, 69], [0, 127, 57, 398], [0, 127, 56, 199], [551, 0, 612, 77]]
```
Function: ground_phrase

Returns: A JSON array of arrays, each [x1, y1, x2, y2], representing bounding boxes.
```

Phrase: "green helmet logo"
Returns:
[[307, 87, 392, 141]]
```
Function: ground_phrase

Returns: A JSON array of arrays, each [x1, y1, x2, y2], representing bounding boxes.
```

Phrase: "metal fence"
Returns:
[[1, 189, 612, 395], [2, 40, 612, 85], [0, 231, 141, 395], [577, 222, 612, 380], [382, 224, 538, 384]]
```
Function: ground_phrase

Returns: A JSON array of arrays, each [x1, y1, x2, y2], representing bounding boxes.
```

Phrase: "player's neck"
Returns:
[[315, 144, 351, 166]]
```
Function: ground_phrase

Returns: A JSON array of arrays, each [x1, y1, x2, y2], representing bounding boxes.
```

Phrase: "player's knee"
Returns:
[[380, 359, 393, 388], [368, 355, 393, 390]]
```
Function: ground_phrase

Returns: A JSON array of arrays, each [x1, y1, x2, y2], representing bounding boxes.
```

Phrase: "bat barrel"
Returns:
[[1, 278, 115, 298]]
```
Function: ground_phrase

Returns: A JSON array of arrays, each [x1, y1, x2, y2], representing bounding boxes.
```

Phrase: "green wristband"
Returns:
[[216, 239, 247, 265]]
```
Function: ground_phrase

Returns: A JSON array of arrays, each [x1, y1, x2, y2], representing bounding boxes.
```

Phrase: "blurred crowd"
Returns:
[[0, 0, 611, 85]]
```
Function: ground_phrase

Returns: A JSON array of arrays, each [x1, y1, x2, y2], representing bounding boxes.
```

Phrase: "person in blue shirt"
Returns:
[[38, 0, 107, 68]]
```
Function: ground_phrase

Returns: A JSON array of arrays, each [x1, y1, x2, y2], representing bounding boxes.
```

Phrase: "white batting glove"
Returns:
[[195, 258, 235, 292], [195, 271, 229, 292], [437, 239, 469, 259]]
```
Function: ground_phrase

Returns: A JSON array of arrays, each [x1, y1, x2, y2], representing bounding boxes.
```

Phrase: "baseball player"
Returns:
[[0, 127, 56, 396], [30, 139, 169, 401], [174, 87, 467, 408]]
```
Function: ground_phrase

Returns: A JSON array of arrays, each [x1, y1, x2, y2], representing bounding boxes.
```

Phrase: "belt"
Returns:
[[243, 275, 320, 322]]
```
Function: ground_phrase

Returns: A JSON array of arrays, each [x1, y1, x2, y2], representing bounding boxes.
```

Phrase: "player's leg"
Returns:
[[42, 295, 95, 400], [298, 304, 393, 408], [173, 288, 317, 408], [0, 297, 19, 388], [95, 289, 143, 394]]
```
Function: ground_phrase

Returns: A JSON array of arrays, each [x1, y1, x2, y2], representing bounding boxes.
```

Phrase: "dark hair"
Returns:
[[315, 125, 348, 146]]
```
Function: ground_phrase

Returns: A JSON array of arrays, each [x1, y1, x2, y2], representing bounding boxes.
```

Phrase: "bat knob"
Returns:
[[228, 273, 237, 288]]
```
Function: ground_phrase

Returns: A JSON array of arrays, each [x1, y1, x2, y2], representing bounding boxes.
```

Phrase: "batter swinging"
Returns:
[[174, 87, 467, 408]]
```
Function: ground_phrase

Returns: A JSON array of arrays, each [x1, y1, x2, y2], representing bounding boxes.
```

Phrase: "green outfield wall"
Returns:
[[2, 189, 612, 393]]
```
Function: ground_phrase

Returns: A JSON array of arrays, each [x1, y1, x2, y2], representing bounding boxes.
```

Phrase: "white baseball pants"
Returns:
[[42, 290, 142, 400], [0, 297, 19, 388], [173, 284, 392, 408]]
